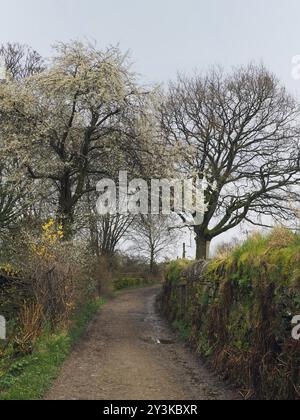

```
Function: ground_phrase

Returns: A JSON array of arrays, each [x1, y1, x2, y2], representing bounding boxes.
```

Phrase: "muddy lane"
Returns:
[[46, 286, 237, 400]]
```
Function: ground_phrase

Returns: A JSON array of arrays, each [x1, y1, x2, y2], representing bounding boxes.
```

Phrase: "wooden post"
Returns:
[[183, 243, 186, 259]]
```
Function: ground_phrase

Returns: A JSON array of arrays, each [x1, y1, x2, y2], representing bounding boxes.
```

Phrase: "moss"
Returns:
[[165, 260, 191, 284], [162, 228, 300, 400]]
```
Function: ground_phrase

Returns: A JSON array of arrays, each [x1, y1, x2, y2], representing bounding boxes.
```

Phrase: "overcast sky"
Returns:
[[2, 0, 300, 94], [2, 0, 300, 257]]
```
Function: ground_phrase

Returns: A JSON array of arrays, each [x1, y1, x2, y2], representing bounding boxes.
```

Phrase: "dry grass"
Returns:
[[13, 302, 44, 356]]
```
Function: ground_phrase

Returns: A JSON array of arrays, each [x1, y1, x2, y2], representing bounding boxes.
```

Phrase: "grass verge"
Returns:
[[0, 298, 105, 400], [114, 276, 161, 292]]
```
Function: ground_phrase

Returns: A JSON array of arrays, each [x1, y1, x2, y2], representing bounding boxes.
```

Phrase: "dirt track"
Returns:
[[46, 286, 237, 400]]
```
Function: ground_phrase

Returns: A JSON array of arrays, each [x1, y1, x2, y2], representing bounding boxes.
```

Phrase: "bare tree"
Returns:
[[161, 65, 300, 259], [0, 43, 45, 80], [130, 215, 178, 273], [89, 213, 133, 257], [74, 187, 133, 257]]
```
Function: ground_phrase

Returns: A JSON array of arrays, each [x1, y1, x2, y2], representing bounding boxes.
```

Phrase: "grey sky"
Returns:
[[2, 0, 300, 94], [2, 0, 300, 257]]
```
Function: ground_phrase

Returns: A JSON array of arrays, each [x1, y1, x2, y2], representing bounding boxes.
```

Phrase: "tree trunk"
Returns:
[[150, 248, 155, 274], [195, 234, 211, 260], [58, 197, 74, 240], [58, 174, 75, 240], [89, 218, 100, 257], [59, 209, 74, 241]]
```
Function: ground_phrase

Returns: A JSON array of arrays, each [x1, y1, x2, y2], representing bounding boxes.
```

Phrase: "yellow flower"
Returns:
[[41, 219, 64, 243], [42, 219, 55, 232], [0, 263, 16, 276]]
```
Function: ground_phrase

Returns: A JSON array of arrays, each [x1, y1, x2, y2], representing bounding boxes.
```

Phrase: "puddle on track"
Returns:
[[140, 292, 177, 346], [140, 336, 176, 345]]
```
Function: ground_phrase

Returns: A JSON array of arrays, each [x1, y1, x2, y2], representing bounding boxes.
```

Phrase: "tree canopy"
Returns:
[[161, 65, 300, 258]]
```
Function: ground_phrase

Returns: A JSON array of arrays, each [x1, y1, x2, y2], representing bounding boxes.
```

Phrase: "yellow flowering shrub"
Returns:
[[42, 219, 64, 242], [31, 219, 64, 258], [0, 263, 17, 277]]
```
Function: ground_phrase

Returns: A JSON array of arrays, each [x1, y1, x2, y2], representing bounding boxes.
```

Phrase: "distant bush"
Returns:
[[114, 277, 155, 291], [161, 228, 300, 400]]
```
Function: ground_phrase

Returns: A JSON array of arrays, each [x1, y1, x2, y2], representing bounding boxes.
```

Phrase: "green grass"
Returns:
[[114, 276, 160, 291], [0, 298, 105, 400], [172, 319, 191, 341], [165, 260, 191, 284]]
